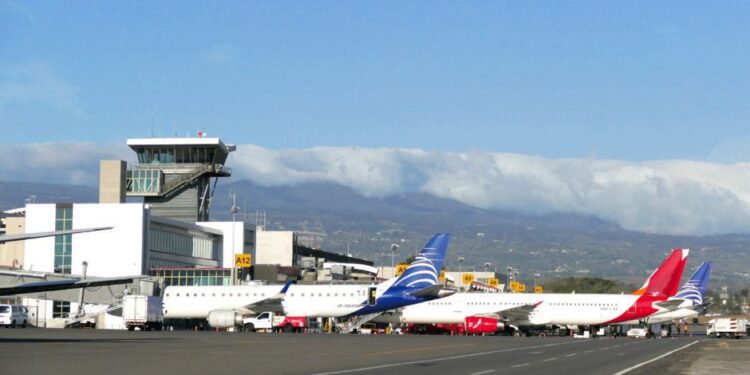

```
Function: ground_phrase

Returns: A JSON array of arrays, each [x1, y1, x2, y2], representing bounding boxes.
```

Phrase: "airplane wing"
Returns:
[[476, 302, 544, 325], [408, 284, 456, 298], [689, 301, 712, 312], [0, 275, 144, 296], [653, 298, 686, 311], [0, 227, 113, 244], [241, 281, 293, 314]]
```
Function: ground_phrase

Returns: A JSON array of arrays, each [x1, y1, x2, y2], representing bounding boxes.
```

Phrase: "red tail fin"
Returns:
[[641, 249, 689, 298]]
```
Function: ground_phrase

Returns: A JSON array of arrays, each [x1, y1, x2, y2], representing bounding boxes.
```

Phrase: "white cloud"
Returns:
[[0, 142, 131, 185], [0, 61, 82, 115], [229, 145, 750, 236], [4, 142, 750, 236]]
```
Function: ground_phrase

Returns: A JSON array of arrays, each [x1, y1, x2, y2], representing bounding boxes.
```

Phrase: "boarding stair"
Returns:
[[337, 312, 383, 334], [60, 299, 124, 328]]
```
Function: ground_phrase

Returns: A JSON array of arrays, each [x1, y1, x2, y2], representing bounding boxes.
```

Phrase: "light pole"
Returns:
[[390, 244, 399, 270], [458, 257, 465, 273]]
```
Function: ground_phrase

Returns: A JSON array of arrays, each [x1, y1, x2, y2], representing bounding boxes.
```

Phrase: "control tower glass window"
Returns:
[[54, 206, 73, 274]]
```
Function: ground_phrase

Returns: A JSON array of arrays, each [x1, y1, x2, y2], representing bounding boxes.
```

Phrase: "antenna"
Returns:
[[230, 189, 239, 222]]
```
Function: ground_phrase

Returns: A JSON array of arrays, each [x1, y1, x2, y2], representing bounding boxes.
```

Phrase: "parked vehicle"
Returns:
[[240, 311, 307, 333], [626, 327, 648, 338], [123, 295, 163, 331], [0, 304, 29, 328], [707, 318, 747, 339]]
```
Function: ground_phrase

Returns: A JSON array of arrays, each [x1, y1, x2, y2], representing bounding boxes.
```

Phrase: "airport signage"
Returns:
[[488, 278, 499, 287], [535, 286, 543, 294], [462, 273, 474, 284], [235, 254, 252, 268], [439, 270, 445, 282], [396, 264, 408, 276]]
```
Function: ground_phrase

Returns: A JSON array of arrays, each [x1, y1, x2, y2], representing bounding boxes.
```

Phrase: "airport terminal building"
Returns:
[[1, 136, 376, 327]]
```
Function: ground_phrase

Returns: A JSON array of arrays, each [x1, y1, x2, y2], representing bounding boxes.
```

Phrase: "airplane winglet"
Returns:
[[280, 280, 294, 294]]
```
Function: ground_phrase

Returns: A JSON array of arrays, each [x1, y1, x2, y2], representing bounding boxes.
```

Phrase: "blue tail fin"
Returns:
[[675, 261, 712, 304], [390, 233, 450, 290]]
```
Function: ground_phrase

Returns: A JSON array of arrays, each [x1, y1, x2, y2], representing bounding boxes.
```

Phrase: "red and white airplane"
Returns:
[[400, 249, 689, 334]]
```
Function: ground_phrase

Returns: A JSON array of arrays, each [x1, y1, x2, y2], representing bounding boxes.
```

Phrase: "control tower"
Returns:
[[125, 136, 236, 222]]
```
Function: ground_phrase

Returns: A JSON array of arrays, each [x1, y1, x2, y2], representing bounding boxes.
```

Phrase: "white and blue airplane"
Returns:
[[618, 261, 713, 325], [163, 233, 454, 329]]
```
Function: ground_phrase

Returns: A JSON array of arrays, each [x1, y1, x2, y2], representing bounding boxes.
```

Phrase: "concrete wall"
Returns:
[[72, 203, 146, 276], [24, 204, 56, 273], [99, 160, 126, 204], [196, 221, 251, 268], [0, 216, 25, 268], [255, 230, 295, 266]]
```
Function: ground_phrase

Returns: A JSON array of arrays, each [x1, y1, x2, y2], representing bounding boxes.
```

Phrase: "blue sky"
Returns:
[[1, 1, 749, 161]]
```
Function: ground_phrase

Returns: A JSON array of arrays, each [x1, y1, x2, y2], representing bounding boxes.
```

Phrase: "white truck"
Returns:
[[240, 311, 307, 333], [707, 318, 747, 339], [123, 295, 163, 331]]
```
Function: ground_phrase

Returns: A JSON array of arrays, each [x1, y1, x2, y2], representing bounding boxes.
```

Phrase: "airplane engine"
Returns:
[[465, 316, 503, 334], [207, 310, 243, 328]]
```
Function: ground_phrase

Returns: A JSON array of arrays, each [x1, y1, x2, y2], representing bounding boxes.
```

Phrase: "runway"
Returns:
[[0, 329, 708, 375]]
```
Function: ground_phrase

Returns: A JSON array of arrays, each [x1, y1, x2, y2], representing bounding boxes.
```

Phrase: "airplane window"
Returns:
[[334, 293, 338, 297], [262, 294, 265, 297], [176, 293, 180, 297], [193, 293, 197, 297], [166, 294, 170, 297], [222, 293, 225, 297], [201, 293, 205, 297], [212, 293, 216, 297], [327, 293, 330, 297], [319, 293, 322, 297], [253, 293, 257, 297], [290, 293, 294, 297], [229, 293, 233, 297], [301, 293, 305, 297]]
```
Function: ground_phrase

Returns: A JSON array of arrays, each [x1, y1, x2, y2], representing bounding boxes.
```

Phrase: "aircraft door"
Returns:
[[367, 287, 377, 306]]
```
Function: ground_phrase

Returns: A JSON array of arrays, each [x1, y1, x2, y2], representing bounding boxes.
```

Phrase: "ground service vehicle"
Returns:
[[707, 318, 747, 339], [240, 311, 306, 332], [0, 304, 29, 328], [123, 295, 163, 331]]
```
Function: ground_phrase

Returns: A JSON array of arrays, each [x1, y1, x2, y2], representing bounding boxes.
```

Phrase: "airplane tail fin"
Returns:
[[675, 261, 712, 304], [636, 249, 689, 298], [388, 233, 449, 290]]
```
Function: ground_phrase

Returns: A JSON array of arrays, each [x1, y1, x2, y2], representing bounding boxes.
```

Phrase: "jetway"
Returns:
[[0, 268, 149, 305]]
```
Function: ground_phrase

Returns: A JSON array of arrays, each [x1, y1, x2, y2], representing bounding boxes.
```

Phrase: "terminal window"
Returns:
[[54, 206, 73, 274]]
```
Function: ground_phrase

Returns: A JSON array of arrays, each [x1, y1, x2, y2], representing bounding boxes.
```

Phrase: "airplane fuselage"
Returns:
[[401, 292, 661, 326]]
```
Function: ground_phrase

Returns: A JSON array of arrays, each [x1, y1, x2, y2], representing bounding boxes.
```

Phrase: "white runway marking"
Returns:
[[469, 370, 495, 375], [312, 340, 586, 375], [565, 353, 577, 357], [584, 349, 595, 353], [611, 340, 702, 375], [511, 363, 529, 368], [542, 357, 558, 362], [528, 351, 543, 354]]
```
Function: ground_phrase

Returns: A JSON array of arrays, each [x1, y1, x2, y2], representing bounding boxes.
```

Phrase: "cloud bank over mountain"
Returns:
[[230, 145, 750, 236], [3, 142, 750, 236]]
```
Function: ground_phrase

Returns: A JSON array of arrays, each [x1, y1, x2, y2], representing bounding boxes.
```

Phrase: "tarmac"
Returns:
[[0, 329, 746, 375]]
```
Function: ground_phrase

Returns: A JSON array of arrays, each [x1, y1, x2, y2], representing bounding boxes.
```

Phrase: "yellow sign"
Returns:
[[395, 264, 408, 276], [462, 273, 475, 284], [535, 286, 543, 294], [439, 270, 445, 282], [235, 254, 252, 268], [517, 283, 526, 292], [488, 278, 499, 287]]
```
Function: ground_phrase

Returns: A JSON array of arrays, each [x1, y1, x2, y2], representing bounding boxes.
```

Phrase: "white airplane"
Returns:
[[163, 233, 454, 329], [400, 249, 690, 334], [0, 227, 144, 296], [616, 261, 712, 325]]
